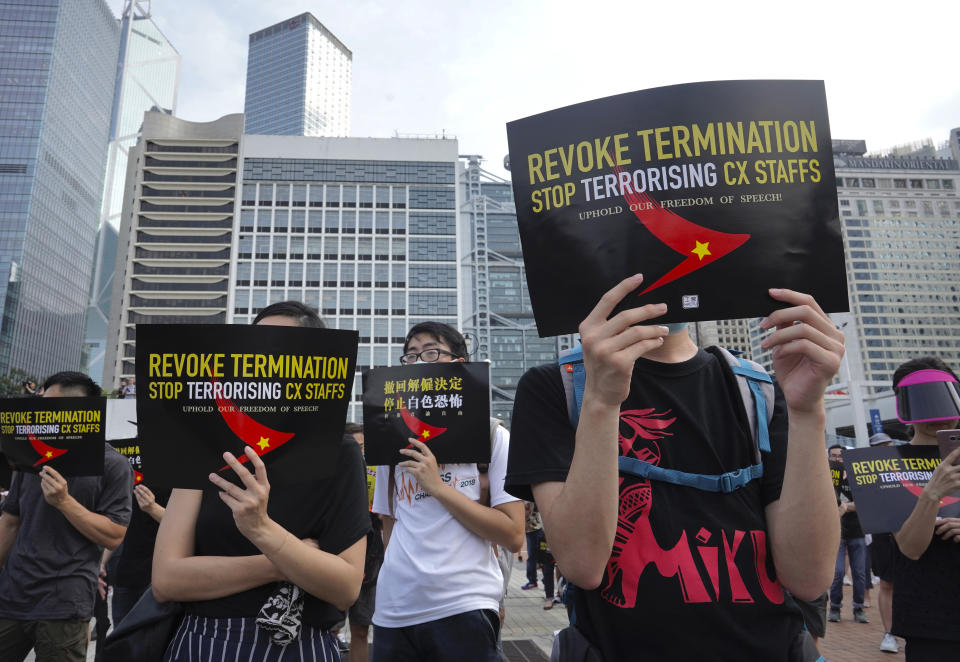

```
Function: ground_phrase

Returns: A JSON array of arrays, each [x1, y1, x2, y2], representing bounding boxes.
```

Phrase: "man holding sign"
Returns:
[[370, 322, 524, 662], [0, 372, 132, 662], [506, 278, 844, 660]]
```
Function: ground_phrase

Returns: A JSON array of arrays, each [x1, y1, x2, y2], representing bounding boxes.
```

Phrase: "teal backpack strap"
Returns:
[[558, 346, 584, 428], [619, 455, 763, 493], [711, 346, 774, 457]]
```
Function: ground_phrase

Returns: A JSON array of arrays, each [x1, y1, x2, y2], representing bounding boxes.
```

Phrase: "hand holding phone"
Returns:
[[937, 429, 960, 465]]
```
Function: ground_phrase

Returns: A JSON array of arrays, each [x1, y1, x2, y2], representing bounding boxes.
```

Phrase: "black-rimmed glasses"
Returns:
[[399, 348, 458, 365]]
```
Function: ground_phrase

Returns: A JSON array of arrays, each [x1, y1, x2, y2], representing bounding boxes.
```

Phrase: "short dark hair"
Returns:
[[253, 301, 325, 328], [892, 356, 959, 393], [344, 422, 363, 435], [403, 322, 468, 360], [828, 444, 844, 452], [43, 371, 102, 397]]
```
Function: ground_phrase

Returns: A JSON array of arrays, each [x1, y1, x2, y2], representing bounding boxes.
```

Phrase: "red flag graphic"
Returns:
[[211, 379, 295, 470], [133, 469, 144, 484], [615, 165, 751, 295], [29, 433, 67, 467], [400, 407, 448, 446], [902, 481, 960, 507]]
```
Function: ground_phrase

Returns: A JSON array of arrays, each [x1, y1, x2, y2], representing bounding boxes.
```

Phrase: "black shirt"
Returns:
[[892, 533, 960, 641], [505, 350, 804, 661], [114, 487, 171, 589], [186, 436, 370, 628]]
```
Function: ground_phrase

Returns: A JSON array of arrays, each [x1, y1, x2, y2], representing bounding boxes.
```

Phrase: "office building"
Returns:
[[233, 135, 460, 421], [0, 0, 119, 376], [103, 112, 243, 387], [85, 0, 180, 381], [459, 156, 574, 425], [244, 13, 351, 137], [748, 135, 960, 386]]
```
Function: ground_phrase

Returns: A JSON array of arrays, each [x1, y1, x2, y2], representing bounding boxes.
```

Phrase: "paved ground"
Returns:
[[47, 566, 900, 661]]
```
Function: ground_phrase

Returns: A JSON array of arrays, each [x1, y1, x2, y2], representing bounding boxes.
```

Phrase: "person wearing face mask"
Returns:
[[888, 357, 960, 662], [370, 322, 524, 662], [505, 277, 844, 661]]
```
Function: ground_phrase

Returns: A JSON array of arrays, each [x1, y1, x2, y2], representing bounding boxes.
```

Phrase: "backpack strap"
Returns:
[[558, 346, 585, 429], [557, 345, 776, 493], [708, 346, 774, 458]]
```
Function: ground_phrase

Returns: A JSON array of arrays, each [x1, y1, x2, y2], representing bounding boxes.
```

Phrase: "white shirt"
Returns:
[[371, 425, 519, 627]]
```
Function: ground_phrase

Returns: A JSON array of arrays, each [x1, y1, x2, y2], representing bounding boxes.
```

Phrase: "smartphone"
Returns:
[[936, 429, 960, 464]]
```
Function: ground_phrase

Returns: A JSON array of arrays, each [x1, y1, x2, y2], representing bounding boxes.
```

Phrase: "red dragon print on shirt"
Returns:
[[599, 408, 784, 608]]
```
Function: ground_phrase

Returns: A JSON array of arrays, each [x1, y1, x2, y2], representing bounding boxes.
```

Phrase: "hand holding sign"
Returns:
[[579, 273, 670, 408], [398, 438, 444, 496], [209, 447, 273, 545], [758, 289, 845, 414], [39, 465, 70, 508], [935, 517, 960, 543]]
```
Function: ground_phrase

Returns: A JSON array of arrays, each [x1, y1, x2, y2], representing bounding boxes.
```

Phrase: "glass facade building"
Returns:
[[748, 136, 960, 385], [459, 156, 574, 426], [85, 0, 180, 382], [233, 135, 460, 422], [0, 0, 119, 377], [244, 13, 351, 137]]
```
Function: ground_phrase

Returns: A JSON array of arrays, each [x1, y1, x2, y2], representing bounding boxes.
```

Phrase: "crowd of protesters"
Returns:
[[1, 294, 958, 661]]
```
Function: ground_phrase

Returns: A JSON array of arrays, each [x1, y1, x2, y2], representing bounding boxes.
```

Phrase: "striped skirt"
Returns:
[[163, 614, 342, 662]]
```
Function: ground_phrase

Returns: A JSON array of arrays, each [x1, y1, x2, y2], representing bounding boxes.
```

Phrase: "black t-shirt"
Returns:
[[505, 350, 804, 661], [837, 473, 864, 539], [187, 436, 370, 628], [892, 534, 960, 641], [114, 487, 171, 589]]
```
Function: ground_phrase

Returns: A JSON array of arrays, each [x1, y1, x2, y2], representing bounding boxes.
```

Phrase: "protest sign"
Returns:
[[843, 445, 960, 534], [136, 324, 358, 489], [362, 362, 490, 465], [507, 79, 848, 337], [830, 460, 844, 496], [0, 397, 106, 476]]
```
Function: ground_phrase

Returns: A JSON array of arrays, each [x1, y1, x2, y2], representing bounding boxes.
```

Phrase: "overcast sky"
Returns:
[[123, 0, 960, 179]]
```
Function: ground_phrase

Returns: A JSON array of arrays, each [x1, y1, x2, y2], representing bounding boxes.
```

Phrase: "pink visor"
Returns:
[[895, 369, 960, 424]]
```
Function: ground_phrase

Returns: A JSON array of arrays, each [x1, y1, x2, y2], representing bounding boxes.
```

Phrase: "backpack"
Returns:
[[558, 345, 775, 492]]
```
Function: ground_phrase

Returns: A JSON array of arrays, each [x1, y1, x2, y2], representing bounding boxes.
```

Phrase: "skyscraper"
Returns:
[[0, 0, 120, 377], [104, 112, 243, 388], [85, 0, 180, 382], [234, 134, 460, 422], [460, 156, 574, 425], [244, 13, 351, 138]]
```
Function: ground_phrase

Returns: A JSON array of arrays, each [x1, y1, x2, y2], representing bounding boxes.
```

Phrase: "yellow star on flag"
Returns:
[[422, 430, 430, 439], [45, 451, 53, 458], [257, 436, 270, 450], [691, 241, 711, 261]]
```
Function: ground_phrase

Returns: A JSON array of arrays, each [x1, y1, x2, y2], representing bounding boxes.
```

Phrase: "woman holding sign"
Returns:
[[153, 302, 370, 661], [889, 357, 960, 662], [370, 322, 525, 662]]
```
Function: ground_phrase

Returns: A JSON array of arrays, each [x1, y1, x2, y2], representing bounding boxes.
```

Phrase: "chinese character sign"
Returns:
[[362, 362, 490, 465]]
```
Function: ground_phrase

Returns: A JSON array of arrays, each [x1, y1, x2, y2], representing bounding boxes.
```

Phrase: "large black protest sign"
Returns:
[[362, 362, 490, 465], [0, 397, 106, 476], [507, 80, 849, 336], [136, 324, 358, 489], [843, 445, 960, 534]]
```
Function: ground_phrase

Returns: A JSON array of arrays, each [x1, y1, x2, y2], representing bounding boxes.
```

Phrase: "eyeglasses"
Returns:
[[399, 348, 459, 365]]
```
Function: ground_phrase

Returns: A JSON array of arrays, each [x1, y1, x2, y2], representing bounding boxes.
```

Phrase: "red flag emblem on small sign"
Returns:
[[29, 433, 68, 467], [400, 408, 448, 446]]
